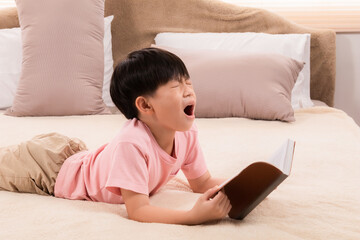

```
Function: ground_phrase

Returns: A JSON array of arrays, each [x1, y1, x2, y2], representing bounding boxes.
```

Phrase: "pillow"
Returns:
[[0, 27, 21, 109], [5, 0, 109, 116], [102, 15, 115, 107], [154, 32, 312, 109], [152, 45, 304, 122], [0, 16, 114, 110]]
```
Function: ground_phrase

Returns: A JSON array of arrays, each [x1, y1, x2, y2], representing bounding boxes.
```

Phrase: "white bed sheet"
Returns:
[[0, 106, 359, 240]]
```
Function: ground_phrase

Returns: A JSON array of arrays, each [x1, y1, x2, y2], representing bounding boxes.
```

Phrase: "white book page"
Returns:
[[219, 139, 295, 189], [283, 140, 295, 175], [267, 139, 295, 175]]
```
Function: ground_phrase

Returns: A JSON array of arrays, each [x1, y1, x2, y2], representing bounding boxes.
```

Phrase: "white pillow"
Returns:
[[0, 27, 21, 109], [0, 15, 114, 109], [154, 32, 313, 109], [102, 15, 115, 107]]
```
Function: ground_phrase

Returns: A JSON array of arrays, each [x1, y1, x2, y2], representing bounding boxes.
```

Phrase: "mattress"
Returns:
[[0, 106, 359, 239]]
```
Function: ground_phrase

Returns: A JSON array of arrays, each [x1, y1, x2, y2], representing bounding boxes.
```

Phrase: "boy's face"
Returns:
[[148, 77, 196, 132]]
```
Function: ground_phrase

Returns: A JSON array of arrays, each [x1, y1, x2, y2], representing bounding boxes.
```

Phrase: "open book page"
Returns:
[[219, 139, 295, 189], [218, 139, 296, 220], [267, 139, 295, 175]]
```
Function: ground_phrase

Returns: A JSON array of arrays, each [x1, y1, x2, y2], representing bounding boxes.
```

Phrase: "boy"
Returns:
[[0, 48, 231, 225]]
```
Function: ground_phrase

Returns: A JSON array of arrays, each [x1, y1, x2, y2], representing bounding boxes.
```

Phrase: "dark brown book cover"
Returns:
[[220, 139, 295, 220]]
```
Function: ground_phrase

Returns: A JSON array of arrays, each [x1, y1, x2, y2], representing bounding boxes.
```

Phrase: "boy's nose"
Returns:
[[184, 86, 195, 98]]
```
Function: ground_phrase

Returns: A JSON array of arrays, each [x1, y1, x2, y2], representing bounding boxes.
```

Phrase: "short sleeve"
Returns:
[[105, 142, 149, 196], [181, 130, 208, 180]]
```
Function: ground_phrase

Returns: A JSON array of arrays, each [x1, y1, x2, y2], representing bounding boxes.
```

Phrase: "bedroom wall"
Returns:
[[334, 33, 360, 126]]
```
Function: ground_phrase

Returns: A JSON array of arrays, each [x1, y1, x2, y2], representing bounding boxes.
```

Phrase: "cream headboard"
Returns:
[[0, 0, 336, 106]]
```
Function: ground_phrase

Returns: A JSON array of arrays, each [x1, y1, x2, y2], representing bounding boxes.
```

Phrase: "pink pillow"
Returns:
[[6, 0, 110, 116], [152, 45, 304, 121]]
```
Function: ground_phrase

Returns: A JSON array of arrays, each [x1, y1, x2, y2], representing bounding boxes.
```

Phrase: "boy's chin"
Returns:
[[178, 120, 194, 132]]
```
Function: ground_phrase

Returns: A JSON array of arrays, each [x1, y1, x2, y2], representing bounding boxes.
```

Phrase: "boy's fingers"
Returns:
[[224, 196, 230, 207], [217, 192, 226, 204], [203, 185, 220, 200], [225, 198, 231, 210], [226, 201, 232, 214], [213, 191, 226, 203]]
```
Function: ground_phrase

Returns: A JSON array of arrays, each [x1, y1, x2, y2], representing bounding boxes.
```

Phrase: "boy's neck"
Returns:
[[141, 119, 175, 156]]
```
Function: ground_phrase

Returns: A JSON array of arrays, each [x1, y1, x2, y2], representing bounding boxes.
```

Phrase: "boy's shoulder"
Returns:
[[114, 118, 152, 147], [110, 118, 198, 152], [113, 119, 199, 147]]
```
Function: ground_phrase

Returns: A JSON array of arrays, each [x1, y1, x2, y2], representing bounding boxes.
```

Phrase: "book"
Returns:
[[218, 139, 296, 220]]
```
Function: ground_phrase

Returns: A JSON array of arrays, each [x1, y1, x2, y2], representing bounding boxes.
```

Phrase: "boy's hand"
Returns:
[[189, 186, 232, 224]]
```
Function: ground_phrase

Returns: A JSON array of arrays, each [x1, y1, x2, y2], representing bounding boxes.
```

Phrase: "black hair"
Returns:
[[110, 47, 190, 119]]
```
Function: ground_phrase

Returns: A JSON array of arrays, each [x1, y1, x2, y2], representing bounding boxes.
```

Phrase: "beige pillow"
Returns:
[[152, 45, 304, 122], [6, 0, 110, 116]]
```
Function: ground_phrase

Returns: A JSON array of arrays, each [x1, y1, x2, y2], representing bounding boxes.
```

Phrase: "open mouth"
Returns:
[[184, 104, 194, 116]]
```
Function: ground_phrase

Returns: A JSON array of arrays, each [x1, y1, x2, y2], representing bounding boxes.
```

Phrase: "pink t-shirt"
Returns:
[[54, 119, 207, 204]]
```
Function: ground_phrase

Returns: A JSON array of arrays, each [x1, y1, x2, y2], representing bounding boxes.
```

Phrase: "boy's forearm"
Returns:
[[195, 177, 227, 193], [130, 204, 198, 225]]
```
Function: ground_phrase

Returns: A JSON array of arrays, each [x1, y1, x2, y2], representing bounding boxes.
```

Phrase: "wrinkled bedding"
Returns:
[[0, 107, 359, 239]]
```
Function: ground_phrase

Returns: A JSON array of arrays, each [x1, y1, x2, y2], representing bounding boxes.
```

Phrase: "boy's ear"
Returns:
[[135, 96, 153, 115]]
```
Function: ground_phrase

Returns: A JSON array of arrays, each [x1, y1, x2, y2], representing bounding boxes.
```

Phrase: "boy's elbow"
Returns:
[[126, 206, 149, 223], [126, 209, 141, 222], [127, 214, 144, 222]]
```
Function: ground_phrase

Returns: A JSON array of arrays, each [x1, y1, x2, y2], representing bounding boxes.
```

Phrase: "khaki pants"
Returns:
[[0, 133, 87, 196]]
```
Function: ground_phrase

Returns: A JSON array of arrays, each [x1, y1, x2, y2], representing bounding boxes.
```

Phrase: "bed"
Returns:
[[1, 0, 360, 239]]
